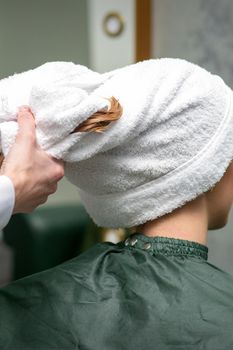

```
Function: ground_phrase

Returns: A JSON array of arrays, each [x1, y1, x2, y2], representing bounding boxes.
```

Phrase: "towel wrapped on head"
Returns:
[[0, 58, 233, 229]]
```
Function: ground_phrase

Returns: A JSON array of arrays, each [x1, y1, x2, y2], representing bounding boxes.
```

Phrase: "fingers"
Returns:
[[16, 106, 36, 146], [48, 166, 64, 183]]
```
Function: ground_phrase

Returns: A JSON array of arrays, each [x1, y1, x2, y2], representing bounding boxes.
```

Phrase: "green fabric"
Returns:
[[0, 233, 233, 349]]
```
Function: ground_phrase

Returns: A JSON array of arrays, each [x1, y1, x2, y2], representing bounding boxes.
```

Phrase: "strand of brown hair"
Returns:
[[71, 96, 123, 133]]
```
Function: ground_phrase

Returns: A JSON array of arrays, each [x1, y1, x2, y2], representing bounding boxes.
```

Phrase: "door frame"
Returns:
[[135, 0, 152, 62]]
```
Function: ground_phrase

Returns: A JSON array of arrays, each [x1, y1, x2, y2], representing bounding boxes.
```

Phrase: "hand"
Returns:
[[0, 106, 64, 213]]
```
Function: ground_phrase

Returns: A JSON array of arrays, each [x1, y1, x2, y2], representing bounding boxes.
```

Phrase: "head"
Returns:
[[1, 59, 233, 231], [63, 59, 233, 230]]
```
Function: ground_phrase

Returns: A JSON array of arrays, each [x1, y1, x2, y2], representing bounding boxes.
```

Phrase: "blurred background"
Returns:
[[0, 0, 233, 286]]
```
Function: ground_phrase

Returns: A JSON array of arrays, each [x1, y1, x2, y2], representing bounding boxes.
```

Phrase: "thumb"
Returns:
[[16, 106, 36, 145]]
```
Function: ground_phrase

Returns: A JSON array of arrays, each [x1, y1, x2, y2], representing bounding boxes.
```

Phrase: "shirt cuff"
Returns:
[[0, 175, 15, 230]]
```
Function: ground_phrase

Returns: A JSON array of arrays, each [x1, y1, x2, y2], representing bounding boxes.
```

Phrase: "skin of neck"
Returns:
[[132, 194, 209, 245]]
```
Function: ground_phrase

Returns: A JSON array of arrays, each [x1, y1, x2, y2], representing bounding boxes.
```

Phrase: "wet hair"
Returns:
[[71, 96, 123, 133]]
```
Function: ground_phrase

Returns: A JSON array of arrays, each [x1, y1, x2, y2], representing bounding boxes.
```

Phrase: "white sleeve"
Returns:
[[0, 175, 15, 230]]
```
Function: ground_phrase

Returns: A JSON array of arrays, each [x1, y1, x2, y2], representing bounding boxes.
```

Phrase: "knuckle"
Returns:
[[49, 184, 57, 194], [55, 166, 64, 180]]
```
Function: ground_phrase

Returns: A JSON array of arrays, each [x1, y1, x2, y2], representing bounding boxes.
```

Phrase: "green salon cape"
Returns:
[[0, 233, 233, 350]]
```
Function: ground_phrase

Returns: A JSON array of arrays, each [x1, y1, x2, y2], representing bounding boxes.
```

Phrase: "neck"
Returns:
[[134, 195, 208, 245]]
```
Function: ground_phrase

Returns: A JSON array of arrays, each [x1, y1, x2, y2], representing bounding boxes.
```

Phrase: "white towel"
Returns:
[[0, 58, 233, 229], [0, 62, 112, 155]]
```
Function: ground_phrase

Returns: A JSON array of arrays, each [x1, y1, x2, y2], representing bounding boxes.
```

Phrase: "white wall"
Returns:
[[87, 0, 135, 72]]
